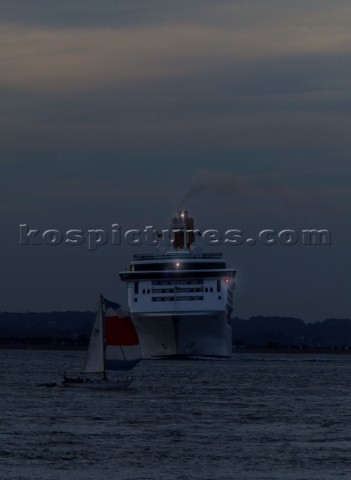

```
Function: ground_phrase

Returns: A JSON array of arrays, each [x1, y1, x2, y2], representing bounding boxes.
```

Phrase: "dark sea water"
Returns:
[[1, 351, 351, 480]]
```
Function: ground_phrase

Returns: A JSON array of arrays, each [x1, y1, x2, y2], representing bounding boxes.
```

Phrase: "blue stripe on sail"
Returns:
[[105, 359, 140, 371], [104, 299, 122, 310]]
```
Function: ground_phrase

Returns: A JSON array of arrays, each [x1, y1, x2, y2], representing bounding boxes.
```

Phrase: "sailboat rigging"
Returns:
[[63, 296, 141, 389]]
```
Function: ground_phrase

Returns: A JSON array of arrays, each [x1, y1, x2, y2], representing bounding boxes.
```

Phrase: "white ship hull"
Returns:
[[132, 311, 232, 358]]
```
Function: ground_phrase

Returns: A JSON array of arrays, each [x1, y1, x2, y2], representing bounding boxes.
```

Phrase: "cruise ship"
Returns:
[[119, 211, 236, 358]]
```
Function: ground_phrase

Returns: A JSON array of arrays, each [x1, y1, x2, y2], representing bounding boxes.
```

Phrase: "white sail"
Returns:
[[82, 301, 105, 373]]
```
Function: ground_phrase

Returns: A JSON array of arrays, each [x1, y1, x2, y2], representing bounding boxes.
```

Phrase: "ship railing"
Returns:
[[132, 253, 223, 261]]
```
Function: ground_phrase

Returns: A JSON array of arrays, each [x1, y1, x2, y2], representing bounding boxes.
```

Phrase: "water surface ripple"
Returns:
[[1, 350, 351, 479]]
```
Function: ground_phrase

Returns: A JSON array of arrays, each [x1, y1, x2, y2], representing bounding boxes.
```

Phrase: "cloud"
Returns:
[[1, 1, 351, 94]]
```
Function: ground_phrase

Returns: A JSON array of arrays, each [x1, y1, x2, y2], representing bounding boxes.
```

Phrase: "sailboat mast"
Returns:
[[101, 295, 107, 380]]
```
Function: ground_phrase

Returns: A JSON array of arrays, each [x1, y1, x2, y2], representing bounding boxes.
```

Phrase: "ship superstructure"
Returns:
[[119, 211, 236, 358]]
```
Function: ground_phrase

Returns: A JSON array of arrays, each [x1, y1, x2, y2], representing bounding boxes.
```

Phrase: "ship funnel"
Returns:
[[171, 210, 195, 250]]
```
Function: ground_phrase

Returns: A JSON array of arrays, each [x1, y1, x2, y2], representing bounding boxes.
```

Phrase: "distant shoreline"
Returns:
[[1, 344, 350, 354], [233, 347, 351, 355], [0, 344, 87, 351]]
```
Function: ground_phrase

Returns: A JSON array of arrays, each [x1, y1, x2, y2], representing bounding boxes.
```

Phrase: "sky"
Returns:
[[1, 0, 350, 321]]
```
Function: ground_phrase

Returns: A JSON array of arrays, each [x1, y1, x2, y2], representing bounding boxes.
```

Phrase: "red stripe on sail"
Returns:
[[105, 315, 139, 346]]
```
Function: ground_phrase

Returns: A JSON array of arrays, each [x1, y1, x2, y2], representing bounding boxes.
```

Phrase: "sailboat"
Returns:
[[63, 296, 141, 389]]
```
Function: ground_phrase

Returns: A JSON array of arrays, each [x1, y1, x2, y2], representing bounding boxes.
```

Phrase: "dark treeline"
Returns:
[[1, 312, 351, 348], [230, 316, 351, 348], [0, 312, 94, 344]]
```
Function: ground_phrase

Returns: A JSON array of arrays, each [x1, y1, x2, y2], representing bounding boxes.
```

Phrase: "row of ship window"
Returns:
[[139, 287, 215, 294], [152, 280, 203, 285], [133, 295, 222, 302], [134, 281, 221, 294]]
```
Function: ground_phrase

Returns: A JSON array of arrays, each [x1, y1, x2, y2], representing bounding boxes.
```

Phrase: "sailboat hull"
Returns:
[[63, 377, 134, 390]]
